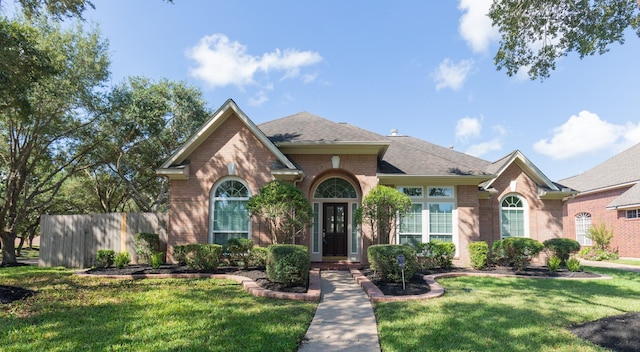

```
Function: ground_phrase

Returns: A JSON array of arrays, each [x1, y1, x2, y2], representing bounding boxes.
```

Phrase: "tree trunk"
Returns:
[[1, 231, 18, 265]]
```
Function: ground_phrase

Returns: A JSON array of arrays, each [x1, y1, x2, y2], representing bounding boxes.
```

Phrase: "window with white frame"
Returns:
[[501, 195, 526, 238], [575, 212, 592, 246], [626, 209, 640, 219], [429, 202, 453, 242], [210, 179, 250, 245], [399, 186, 423, 198], [428, 186, 453, 198], [399, 203, 423, 246]]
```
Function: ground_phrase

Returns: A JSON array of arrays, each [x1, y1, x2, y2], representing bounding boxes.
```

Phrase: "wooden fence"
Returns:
[[40, 213, 168, 268]]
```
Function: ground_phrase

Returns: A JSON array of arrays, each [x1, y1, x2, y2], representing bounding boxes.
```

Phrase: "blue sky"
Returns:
[[8, 0, 640, 182]]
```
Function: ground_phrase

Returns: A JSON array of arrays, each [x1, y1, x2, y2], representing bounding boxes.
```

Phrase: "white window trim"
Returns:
[[575, 212, 592, 246], [398, 186, 424, 199], [499, 193, 529, 239], [209, 177, 251, 244]]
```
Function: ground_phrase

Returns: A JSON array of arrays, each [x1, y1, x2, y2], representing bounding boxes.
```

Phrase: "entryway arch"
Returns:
[[310, 176, 361, 262]]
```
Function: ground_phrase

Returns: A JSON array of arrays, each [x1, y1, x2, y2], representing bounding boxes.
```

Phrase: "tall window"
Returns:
[[429, 202, 453, 242], [399, 203, 423, 246], [575, 212, 592, 246], [210, 179, 250, 245], [501, 195, 526, 238]]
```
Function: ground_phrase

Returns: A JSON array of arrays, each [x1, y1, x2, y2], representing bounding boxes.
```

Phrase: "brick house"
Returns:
[[157, 99, 573, 265], [560, 143, 640, 258]]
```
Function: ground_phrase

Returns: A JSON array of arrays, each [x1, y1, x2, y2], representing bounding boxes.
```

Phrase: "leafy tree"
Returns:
[[247, 180, 313, 244], [89, 77, 211, 213], [0, 18, 109, 265], [489, 0, 640, 80], [355, 185, 412, 245], [586, 221, 614, 251], [1, 0, 172, 20]]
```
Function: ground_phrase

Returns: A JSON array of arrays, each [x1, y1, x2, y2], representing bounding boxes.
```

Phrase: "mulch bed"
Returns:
[[85, 264, 308, 293], [570, 312, 640, 352]]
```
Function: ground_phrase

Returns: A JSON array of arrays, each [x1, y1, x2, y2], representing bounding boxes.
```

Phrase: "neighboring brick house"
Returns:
[[157, 99, 573, 265], [560, 143, 640, 258]]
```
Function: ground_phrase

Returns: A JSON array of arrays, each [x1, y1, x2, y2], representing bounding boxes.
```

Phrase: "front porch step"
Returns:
[[311, 261, 362, 271]]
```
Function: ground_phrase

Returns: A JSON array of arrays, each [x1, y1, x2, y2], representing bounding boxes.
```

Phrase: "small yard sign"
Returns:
[[398, 254, 406, 290]]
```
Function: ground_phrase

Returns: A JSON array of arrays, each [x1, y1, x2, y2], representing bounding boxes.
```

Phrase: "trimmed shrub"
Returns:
[[133, 233, 160, 264], [173, 245, 188, 265], [114, 251, 131, 269], [368, 244, 417, 282], [415, 241, 455, 270], [468, 241, 489, 269], [266, 244, 310, 286], [248, 246, 268, 268], [566, 257, 581, 272], [182, 244, 223, 271], [151, 251, 164, 269], [547, 256, 561, 272], [492, 237, 544, 271], [543, 238, 581, 266], [95, 250, 115, 268], [224, 238, 254, 268], [579, 247, 619, 261]]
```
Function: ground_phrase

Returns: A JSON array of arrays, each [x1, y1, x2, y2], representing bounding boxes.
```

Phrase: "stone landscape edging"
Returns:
[[75, 268, 321, 302], [350, 268, 612, 303]]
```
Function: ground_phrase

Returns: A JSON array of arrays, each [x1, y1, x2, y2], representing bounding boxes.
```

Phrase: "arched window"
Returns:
[[575, 212, 592, 246], [500, 195, 527, 238], [314, 178, 357, 199], [210, 179, 250, 245]]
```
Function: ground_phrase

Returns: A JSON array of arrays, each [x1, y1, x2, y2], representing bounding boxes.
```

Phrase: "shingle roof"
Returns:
[[380, 136, 492, 176], [559, 142, 640, 192], [258, 112, 387, 143], [607, 183, 640, 209], [258, 112, 492, 177]]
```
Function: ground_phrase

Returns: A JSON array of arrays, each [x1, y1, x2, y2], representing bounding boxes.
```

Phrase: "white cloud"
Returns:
[[464, 124, 506, 157], [465, 139, 502, 157], [533, 111, 627, 159], [458, 0, 499, 53], [186, 34, 323, 88], [433, 58, 474, 91], [248, 91, 269, 106], [455, 116, 482, 141]]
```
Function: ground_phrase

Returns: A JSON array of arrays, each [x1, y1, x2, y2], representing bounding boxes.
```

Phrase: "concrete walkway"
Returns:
[[580, 259, 640, 273], [298, 271, 381, 352]]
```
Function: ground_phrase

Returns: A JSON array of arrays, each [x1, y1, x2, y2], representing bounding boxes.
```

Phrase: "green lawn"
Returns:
[[375, 267, 640, 352], [0, 266, 316, 352], [609, 258, 640, 266]]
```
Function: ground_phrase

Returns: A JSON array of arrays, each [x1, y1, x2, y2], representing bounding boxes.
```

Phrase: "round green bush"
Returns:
[[368, 244, 417, 282], [492, 237, 544, 271], [224, 238, 254, 267], [266, 244, 310, 286], [468, 241, 489, 269], [95, 250, 115, 268], [114, 251, 131, 269], [543, 238, 581, 266]]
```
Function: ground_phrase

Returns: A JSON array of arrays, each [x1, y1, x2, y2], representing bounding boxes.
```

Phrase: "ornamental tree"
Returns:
[[355, 185, 412, 245], [246, 180, 313, 244]]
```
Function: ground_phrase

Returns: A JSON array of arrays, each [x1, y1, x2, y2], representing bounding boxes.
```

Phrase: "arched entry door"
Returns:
[[313, 177, 359, 261]]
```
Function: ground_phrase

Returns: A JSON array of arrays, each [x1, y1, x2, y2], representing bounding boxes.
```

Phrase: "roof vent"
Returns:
[[390, 129, 398, 136]]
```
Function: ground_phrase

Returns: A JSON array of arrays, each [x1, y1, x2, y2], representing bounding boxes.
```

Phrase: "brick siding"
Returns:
[[564, 186, 640, 258]]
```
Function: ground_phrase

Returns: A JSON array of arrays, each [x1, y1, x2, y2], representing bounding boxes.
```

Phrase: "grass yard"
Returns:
[[375, 267, 640, 352], [0, 266, 316, 352], [609, 258, 640, 266]]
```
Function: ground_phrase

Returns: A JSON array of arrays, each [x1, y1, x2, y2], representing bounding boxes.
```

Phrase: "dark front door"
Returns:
[[323, 203, 348, 256]]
